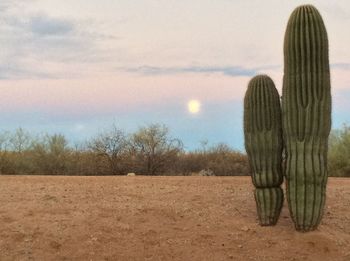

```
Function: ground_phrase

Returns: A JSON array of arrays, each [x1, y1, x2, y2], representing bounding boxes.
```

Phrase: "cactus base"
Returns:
[[254, 187, 284, 226]]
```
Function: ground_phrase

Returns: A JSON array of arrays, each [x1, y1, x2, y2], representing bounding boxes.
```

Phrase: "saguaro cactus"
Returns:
[[244, 75, 284, 226], [282, 5, 331, 231]]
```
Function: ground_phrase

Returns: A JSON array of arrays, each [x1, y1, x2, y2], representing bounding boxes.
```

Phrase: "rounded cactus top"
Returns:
[[244, 75, 281, 133], [248, 74, 274, 87], [284, 4, 329, 75]]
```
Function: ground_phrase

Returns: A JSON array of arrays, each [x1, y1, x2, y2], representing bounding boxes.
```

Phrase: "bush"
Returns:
[[129, 124, 183, 175], [4, 123, 348, 177], [328, 124, 350, 177], [176, 143, 249, 176]]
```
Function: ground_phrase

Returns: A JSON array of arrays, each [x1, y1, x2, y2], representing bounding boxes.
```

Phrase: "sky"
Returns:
[[0, 0, 349, 151]]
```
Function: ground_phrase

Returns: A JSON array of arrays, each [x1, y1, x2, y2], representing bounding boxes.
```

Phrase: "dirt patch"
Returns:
[[0, 176, 349, 261]]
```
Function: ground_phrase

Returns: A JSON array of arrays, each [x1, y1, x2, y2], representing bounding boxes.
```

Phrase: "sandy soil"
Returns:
[[0, 176, 349, 261]]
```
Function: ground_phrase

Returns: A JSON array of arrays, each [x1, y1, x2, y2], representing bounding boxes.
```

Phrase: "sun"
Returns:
[[187, 99, 201, 114]]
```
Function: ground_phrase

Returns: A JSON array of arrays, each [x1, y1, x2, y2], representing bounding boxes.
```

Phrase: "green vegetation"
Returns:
[[329, 124, 350, 177], [0, 125, 248, 176], [244, 75, 284, 226], [282, 5, 331, 232], [0, 123, 348, 178]]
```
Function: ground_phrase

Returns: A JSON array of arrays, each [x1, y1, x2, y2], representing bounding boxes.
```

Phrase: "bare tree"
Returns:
[[9, 128, 32, 153], [89, 125, 128, 175], [7, 128, 33, 174], [130, 124, 183, 175], [0, 131, 11, 174]]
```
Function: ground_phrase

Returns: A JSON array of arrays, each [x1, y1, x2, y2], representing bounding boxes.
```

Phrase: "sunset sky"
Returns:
[[0, 0, 349, 150]]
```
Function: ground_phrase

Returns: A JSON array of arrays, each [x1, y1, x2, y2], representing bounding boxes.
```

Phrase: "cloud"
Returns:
[[119, 64, 283, 78], [320, 2, 350, 20], [0, 64, 57, 80], [120, 65, 257, 77], [0, 4, 120, 80], [331, 63, 350, 70], [0, 3, 9, 11], [0, 0, 27, 12], [29, 15, 74, 36]]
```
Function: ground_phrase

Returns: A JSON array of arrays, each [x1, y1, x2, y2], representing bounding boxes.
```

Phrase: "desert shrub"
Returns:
[[206, 144, 249, 176], [176, 152, 207, 175], [2, 123, 347, 177], [176, 143, 249, 176], [31, 134, 71, 175], [129, 124, 183, 175], [88, 125, 129, 175], [67, 150, 102, 176], [328, 124, 350, 177], [5, 128, 34, 174]]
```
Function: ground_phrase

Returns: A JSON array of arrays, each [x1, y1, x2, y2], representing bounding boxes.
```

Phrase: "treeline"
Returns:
[[0, 123, 349, 177], [0, 124, 249, 176]]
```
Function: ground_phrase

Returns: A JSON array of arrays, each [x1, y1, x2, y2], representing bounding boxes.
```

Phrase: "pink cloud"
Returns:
[[0, 72, 250, 117], [0, 66, 347, 119]]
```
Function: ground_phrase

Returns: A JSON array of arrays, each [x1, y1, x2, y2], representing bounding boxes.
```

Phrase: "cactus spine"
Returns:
[[282, 5, 331, 231], [244, 75, 284, 226]]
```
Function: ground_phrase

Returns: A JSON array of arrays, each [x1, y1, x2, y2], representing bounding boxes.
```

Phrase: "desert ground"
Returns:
[[0, 176, 349, 261]]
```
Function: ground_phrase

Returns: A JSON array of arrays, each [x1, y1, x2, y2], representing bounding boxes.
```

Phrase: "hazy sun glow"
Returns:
[[188, 99, 201, 114]]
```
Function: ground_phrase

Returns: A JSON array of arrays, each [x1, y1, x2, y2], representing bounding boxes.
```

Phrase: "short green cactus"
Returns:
[[282, 5, 331, 231], [244, 75, 284, 226]]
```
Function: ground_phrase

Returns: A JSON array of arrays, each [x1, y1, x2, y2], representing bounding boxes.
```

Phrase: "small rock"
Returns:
[[238, 244, 243, 248], [241, 226, 250, 232], [198, 169, 214, 176]]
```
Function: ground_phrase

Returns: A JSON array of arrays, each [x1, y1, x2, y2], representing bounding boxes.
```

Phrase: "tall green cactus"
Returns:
[[282, 5, 331, 232], [244, 75, 284, 226]]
